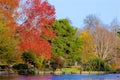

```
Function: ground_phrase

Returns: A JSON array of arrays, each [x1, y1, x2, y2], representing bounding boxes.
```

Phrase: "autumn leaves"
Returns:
[[0, 0, 55, 67], [0, 0, 120, 71]]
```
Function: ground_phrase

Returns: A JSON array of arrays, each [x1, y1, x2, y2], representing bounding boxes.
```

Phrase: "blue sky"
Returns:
[[48, 0, 120, 28]]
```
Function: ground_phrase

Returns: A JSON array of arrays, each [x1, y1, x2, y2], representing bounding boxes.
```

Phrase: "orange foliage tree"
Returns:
[[0, 0, 19, 33]]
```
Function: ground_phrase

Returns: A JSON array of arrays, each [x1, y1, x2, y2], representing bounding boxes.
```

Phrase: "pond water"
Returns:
[[0, 74, 120, 80]]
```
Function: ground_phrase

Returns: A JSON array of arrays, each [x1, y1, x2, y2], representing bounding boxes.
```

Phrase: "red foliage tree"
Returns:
[[18, 0, 56, 39], [17, 0, 56, 60], [19, 28, 52, 60]]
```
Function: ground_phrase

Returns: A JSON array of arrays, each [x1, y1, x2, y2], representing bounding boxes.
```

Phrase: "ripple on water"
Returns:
[[0, 74, 120, 80]]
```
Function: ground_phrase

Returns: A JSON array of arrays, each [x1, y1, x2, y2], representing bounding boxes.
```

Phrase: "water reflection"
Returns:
[[52, 74, 120, 80], [0, 74, 120, 80]]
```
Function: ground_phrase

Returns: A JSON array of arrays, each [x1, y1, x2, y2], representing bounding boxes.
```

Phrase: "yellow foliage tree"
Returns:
[[79, 29, 96, 63]]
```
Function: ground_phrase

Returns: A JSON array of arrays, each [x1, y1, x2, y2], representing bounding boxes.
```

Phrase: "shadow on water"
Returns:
[[0, 74, 120, 80]]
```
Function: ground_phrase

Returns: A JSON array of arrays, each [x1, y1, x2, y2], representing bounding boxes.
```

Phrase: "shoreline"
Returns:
[[0, 71, 119, 76]]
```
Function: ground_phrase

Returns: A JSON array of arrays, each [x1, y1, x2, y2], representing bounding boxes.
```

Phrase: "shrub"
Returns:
[[0, 65, 7, 71], [27, 70, 36, 75], [83, 57, 112, 71], [12, 63, 36, 75], [21, 52, 37, 66], [50, 56, 65, 71], [12, 63, 28, 70], [18, 70, 27, 75], [18, 69, 35, 75]]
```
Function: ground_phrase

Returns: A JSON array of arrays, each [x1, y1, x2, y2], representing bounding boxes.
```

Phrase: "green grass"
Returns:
[[61, 67, 80, 73]]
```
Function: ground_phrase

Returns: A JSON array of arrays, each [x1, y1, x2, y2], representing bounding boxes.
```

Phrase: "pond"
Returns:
[[0, 74, 120, 80]]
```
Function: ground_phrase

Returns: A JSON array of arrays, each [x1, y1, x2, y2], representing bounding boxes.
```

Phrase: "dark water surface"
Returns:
[[0, 74, 120, 80]]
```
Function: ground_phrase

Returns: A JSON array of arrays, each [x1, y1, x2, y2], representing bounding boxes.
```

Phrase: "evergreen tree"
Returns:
[[52, 19, 82, 64]]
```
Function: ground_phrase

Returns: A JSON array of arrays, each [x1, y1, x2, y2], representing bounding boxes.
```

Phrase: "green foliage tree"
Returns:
[[52, 19, 82, 65], [0, 25, 19, 65], [0, 24, 20, 74]]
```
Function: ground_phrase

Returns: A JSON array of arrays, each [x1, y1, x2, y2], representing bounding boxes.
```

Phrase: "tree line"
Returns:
[[0, 0, 120, 75]]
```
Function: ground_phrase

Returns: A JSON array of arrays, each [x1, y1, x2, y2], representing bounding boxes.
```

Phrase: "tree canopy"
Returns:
[[52, 19, 82, 63]]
